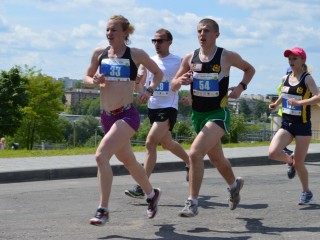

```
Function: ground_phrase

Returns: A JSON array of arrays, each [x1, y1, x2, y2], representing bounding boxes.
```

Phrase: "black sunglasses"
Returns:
[[151, 39, 168, 44]]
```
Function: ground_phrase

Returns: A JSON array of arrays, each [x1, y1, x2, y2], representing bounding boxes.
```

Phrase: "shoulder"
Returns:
[[92, 46, 106, 59], [221, 48, 239, 59]]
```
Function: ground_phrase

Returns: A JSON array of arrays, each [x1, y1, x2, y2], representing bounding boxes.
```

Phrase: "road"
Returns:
[[1, 162, 320, 240]]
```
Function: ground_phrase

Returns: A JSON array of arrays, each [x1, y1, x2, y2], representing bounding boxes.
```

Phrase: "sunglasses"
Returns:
[[151, 39, 168, 44]]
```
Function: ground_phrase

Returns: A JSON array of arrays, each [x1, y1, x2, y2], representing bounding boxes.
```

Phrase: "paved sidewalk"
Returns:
[[1, 144, 319, 183]]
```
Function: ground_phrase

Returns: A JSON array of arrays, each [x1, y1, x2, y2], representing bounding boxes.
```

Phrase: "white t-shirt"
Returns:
[[145, 53, 181, 109]]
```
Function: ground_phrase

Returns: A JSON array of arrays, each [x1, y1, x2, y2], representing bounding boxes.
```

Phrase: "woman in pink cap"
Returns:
[[268, 47, 320, 205]]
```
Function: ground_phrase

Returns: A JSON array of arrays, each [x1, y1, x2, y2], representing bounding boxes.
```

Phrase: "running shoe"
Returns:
[[90, 208, 109, 226], [283, 147, 293, 155], [287, 154, 295, 179], [125, 185, 145, 199], [228, 177, 244, 210], [146, 188, 161, 219], [298, 190, 313, 205], [178, 200, 198, 217], [185, 165, 190, 182]]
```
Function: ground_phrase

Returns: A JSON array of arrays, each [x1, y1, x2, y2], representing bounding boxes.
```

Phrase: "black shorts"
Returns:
[[281, 120, 312, 137], [148, 107, 177, 131]]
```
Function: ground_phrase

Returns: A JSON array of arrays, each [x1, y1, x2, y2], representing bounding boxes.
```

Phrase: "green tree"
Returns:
[[178, 90, 192, 118], [238, 99, 251, 117], [66, 115, 100, 147], [15, 69, 65, 149], [172, 120, 194, 143], [0, 67, 29, 136], [222, 113, 246, 143], [253, 99, 270, 120]]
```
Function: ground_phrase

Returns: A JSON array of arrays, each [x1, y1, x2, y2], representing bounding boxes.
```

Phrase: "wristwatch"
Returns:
[[146, 87, 154, 96], [239, 82, 247, 90]]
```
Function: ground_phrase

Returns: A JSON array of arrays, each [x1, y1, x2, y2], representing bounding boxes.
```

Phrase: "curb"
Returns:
[[1, 153, 319, 184]]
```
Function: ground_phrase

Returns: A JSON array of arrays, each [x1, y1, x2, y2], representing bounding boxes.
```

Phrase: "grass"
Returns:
[[1, 141, 319, 159], [0, 141, 269, 159]]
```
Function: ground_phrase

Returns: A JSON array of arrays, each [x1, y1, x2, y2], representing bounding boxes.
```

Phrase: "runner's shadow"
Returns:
[[299, 203, 320, 210], [98, 224, 251, 240], [209, 217, 320, 236], [199, 195, 268, 210]]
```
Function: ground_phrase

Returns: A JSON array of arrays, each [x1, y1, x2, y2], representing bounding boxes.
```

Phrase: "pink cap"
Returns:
[[284, 47, 306, 60]]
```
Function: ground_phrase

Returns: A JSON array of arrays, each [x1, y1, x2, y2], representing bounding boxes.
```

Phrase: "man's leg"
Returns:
[[179, 122, 225, 217]]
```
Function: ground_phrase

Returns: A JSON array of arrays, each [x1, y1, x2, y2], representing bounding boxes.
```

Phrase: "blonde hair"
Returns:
[[109, 15, 135, 45]]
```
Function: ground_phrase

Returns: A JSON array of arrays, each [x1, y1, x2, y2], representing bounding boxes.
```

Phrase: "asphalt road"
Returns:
[[1, 162, 320, 240]]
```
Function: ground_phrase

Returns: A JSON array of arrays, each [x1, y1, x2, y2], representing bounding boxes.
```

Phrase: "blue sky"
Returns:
[[1, 0, 320, 95]]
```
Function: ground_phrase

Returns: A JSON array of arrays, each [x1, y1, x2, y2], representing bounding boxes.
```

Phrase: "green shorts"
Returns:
[[191, 107, 230, 134]]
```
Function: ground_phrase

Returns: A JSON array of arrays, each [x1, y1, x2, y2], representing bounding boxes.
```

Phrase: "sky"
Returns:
[[1, 0, 320, 95]]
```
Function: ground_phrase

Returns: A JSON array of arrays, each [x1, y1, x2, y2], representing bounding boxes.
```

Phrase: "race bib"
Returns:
[[282, 93, 302, 116], [150, 79, 170, 96], [100, 58, 130, 81], [192, 72, 219, 97]]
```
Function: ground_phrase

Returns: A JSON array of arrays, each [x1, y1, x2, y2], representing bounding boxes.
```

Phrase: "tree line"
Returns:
[[0, 66, 271, 150]]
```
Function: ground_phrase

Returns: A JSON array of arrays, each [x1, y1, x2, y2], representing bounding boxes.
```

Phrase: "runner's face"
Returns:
[[106, 20, 127, 44], [197, 23, 218, 47], [152, 32, 171, 55]]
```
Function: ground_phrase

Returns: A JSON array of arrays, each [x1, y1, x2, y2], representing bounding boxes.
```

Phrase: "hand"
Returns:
[[288, 98, 299, 106], [180, 70, 193, 85], [92, 73, 104, 85], [269, 103, 277, 110], [136, 92, 150, 105], [228, 85, 242, 99]]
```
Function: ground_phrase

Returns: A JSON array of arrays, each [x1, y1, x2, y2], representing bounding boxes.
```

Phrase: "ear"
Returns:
[[216, 32, 220, 38]]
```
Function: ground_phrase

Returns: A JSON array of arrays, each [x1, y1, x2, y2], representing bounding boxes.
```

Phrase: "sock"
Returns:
[[187, 197, 198, 205], [229, 179, 237, 190], [147, 189, 155, 199]]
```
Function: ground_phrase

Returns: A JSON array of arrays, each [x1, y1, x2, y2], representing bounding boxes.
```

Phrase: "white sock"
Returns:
[[187, 197, 198, 205], [229, 180, 237, 190], [147, 189, 155, 199]]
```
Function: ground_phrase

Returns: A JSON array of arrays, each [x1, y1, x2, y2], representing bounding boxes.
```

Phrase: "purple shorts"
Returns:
[[100, 104, 140, 134]]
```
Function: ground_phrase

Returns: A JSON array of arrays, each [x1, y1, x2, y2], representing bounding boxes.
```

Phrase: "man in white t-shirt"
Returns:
[[125, 29, 190, 199]]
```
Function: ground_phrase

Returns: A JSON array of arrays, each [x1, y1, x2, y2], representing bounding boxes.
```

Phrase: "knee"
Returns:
[[268, 149, 278, 160], [95, 152, 104, 167], [145, 138, 158, 151], [189, 150, 203, 164], [95, 151, 111, 167]]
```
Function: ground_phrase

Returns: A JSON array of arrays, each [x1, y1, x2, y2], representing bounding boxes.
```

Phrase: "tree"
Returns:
[[15, 69, 65, 149], [238, 99, 251, 117], [222, 113, 246, 143], [64, 115, 100, 147], [253, 99, 270, 120], [0, 67, 29, 136]]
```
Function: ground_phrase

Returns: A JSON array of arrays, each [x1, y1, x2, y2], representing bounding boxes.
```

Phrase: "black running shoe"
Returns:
[[283, 147, 293, 155], [125, 185, 145, 199], [287, 164, 296, 179], [287, 154, 296, 179], [185, 165, 190, 182]]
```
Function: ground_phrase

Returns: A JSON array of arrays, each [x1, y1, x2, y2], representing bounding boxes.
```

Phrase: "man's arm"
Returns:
[[227, 50, 255, 99], [171, 53, 193, 91]]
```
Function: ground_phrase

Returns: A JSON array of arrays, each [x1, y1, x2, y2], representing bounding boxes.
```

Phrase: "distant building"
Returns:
[[64, 88, 100, 107], [56, 77, 82, 90]]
